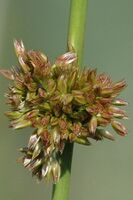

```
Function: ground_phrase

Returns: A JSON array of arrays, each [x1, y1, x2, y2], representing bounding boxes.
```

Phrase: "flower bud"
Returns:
[[96, 129, 115, 141], [112, 98, 128, 106], [97, 117, 110, 126], [88, 115, 97, 134], [5, 111, 23, 120], [100, 87, 113, 97], [67, 70, 77, 91], [51, 161, 61, 183], [14, 40, 25, 57], [57, 75, 67, 93], [18, 56, 30, 73], [62, 94, 73, 105], [32, 143, 41, 160], [109, 106, 128, 119], [111, 120, 127, 136], [0, 69, 14, 80], [75, 136, 91, 145], [28, 51, 48, 68], [23, 158, 31, 168], [10, 117, 32, 129], [47, 79, 56, 96], [72, 90, 86, 104], [42, 164, 49, 178], [51, 127, 60, 144], [28, 134, 38, 149], [113, 79, 127, 93], [56, 52, 77, 66]]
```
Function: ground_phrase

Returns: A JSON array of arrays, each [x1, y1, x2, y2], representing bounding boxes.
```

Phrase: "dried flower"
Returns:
[[0, 40, 128, 183]]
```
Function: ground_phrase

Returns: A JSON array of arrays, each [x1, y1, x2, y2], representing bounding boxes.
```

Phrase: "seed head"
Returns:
[[0, 40, 128, 183]]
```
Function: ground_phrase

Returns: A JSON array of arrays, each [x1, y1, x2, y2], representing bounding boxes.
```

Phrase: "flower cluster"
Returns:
[[0, 40, 128, 183]]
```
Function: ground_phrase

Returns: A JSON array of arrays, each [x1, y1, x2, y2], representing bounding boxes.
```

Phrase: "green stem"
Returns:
[[52, 143, 74, 200], [51, 0, 89, 200], [68, 0, 89, 66]]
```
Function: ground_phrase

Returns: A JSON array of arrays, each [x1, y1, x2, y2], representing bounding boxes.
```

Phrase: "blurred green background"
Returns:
[[0, 0, 132, 200]]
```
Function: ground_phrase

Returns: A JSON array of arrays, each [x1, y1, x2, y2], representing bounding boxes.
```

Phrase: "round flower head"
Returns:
[[0, 40, 128, 183]]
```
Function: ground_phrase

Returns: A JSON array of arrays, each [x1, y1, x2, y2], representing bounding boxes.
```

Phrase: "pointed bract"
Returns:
[[14, 40, 25, 57], [0, 69, 14, 80], [56, 52, 77, 66], [88, 116, 97, 134], [112, 99, 128, 106]]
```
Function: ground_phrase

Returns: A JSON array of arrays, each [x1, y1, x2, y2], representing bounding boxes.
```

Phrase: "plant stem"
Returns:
[[51, 0, 89, 200], [68, 0, 89, 66], [52, 143, 74, 200]]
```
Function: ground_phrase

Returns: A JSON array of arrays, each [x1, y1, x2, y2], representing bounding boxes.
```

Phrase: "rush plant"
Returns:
[[0, 0, 128, 200]]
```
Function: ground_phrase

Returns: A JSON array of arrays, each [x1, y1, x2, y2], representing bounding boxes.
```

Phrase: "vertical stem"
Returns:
[[68, 0, 89, 66], [52, 143, 74, 200], [52, 0, 89, 200]]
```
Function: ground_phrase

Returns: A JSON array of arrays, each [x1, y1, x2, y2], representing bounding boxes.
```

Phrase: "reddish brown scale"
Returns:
[[41, 130, 51, 146], [58, 119, 68, 130], [41, 116, 50, 126], [72, 123, 82, 136]]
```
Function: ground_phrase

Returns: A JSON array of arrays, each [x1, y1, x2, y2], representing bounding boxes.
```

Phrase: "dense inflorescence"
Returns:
[[0, 40, 128, 183]]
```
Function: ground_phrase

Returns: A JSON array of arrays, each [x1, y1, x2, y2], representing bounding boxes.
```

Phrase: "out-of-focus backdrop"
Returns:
[[0, 0, 132, 200]]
